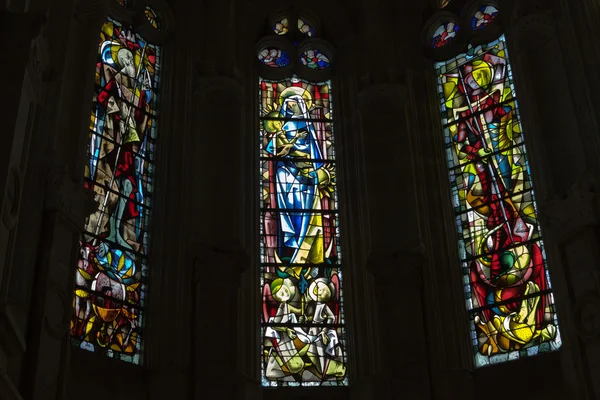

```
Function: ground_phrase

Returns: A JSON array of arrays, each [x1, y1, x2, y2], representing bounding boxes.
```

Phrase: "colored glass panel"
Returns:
[[259, 76, 348, 386], [298, 18, 315, 37], [432, 21, 458, 48], [472, 5, 499, 30], [258, 48, 291, 68], [70, 16, 161, 364], [441, 0, 450, 7], [145, 6, 160, 30], [435, 35, 561, 367], [117, 0, 127, 6], [300, 49, 330, 70], [273, 17, 289, 35]]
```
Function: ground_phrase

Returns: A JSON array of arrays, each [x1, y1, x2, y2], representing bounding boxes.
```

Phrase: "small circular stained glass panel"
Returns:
[[272, 18, 289, 35], [300, 49, 330, 70], [258, 48, 291, 68], [431, 22, 458, 48], [145, 6, 161, 30], [472, 5, 499, 30], [298, 18, 315, 37]]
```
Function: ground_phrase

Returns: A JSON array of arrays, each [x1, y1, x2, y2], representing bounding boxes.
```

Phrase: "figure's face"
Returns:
[[275, 285, 291, 302], [118, 49, 136, 78], [316, 283, 331, 302], [475, 11, 483, 19], [287, 100, 302, 115], [447, 22, 455, 32]]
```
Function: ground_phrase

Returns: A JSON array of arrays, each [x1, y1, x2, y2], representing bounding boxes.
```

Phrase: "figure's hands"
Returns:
[[277, 143, 294, 157], [477, 147, 492, 158], [321, 329, 330, 344], [287, 328, 297, 340]]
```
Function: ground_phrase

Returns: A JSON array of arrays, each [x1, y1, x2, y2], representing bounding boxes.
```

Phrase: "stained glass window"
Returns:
[[258, 48, 291, 68], [260, 76, 348, 386], [117, 0, 127, 7], [432, 21, 458, 48], [435, 35, 561, 367], [70, 15, 161, 364], [472, 5, 499, 30], [300, 49, 330, 70]]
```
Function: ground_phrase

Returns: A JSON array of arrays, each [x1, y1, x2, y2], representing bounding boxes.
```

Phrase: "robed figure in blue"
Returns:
[[266, 87, 331, 274]]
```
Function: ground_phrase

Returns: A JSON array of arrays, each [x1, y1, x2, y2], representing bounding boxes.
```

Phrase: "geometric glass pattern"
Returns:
[[259, 76, 348, 385], [472, 5, 499, 31], [70, 16, 161, 364], [435, 35, 561, 367]]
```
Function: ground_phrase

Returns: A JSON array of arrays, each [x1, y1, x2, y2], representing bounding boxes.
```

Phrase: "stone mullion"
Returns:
[[191, 244, 248, 399], [20, 1, 108, 399], [0, 7, 48, 399], [502, 3, 600, 398]]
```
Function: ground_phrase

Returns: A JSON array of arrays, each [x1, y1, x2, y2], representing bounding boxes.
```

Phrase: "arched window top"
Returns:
[[258, 11, 335, 82], [422, 1, 502, 60]]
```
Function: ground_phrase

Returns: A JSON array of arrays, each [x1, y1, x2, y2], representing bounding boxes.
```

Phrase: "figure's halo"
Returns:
[[279, 86, 313, 110], [307, 277, 334, 302]]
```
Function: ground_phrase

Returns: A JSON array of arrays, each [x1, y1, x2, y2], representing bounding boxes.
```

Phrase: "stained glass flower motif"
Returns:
[[472, 5, 499, 30], [145, 6, 160, 30], [273, 17, 289, 35], [298, 18, 315, 37], [434, 35, 561, 367], [431, 21, 458, 48], [300, 49, 330, 70], [258, 48, 291, 68]]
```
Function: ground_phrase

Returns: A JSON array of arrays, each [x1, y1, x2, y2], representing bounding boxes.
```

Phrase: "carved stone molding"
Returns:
[[2, 166, 22, 231], [357, 82, 408, 117], [432, 368, 474, 400], [193, 73, 244, 109], [508, 12, 555, 51], [539, 173, 599, 240], [23, 20, 54, 104], [44, 165, 97, 228], [0, 304, 26, 359], [73, 0, 110, 27], [367, 244, 426, 288], [573, 292, 600, 341], [0, 368, 22, 400], [5, 0, 49, 13], [189, 241, 249, 285], [42, 283, 71, 340]]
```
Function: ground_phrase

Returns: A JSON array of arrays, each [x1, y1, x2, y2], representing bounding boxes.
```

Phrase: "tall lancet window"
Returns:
[[70, 0, 167, 364], [257, 11, 348, 386], [425, 2, 561, 367]]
